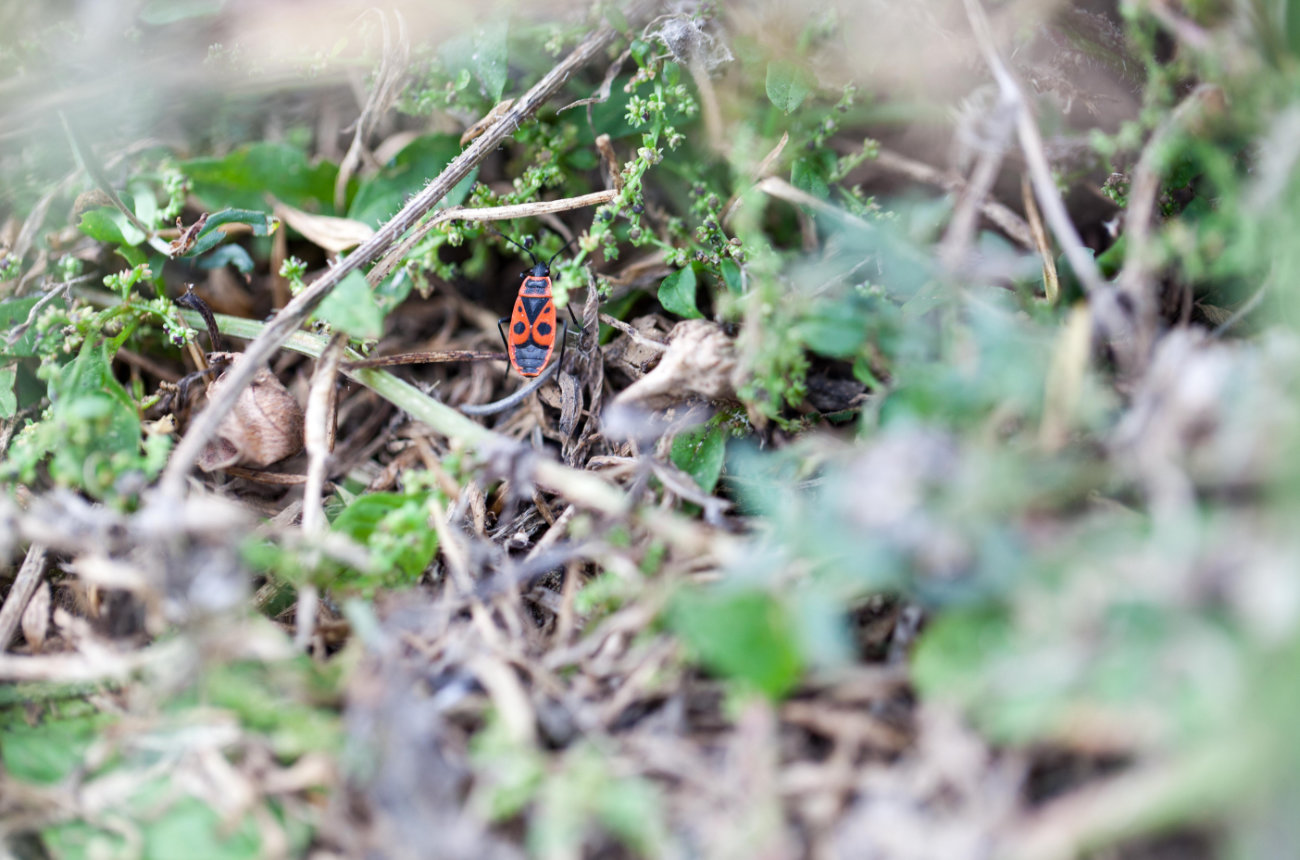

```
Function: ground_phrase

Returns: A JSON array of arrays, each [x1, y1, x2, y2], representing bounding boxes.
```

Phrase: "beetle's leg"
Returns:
[[556, 318, 570, 369], [497, 317, 512, 377]]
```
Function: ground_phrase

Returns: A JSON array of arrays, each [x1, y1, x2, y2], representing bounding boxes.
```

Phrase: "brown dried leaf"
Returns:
[[612, 319, 742, 410], [167, 212, 209, 256], [602, 313, 671, 381], [198, 358, 304, 472], [273, 200, 375, 254], [21, 579, 50, 652], [460, 98, 516, 146]]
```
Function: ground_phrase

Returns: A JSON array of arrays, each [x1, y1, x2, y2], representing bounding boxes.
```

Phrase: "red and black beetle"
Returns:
[[494, 231, 578, 378]]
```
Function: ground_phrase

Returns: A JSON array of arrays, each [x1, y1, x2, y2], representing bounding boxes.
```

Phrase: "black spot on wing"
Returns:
[[521, 296, 549, 323]]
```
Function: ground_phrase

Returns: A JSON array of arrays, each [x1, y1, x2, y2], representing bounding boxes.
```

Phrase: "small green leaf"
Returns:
[[669, 587, 803, 699], [791, 150, 835, 200], [311, 270, 386, 339], [77, 208, 145, 247], [0, 365, 16, 418], [670, 422, 728, 494], [2, 712, 113, 784], [0, 296, 43, 357], [473, 22, 510, 102], [603, 5, 629, 32], [657, 266, 704, 319], [794, 307, 866, 359], [141, 794, 262, 860], [184, 143, 340, 213], [720, 259, 744, 295], [331, 490, 439, 583], [765, 60, 813, 114], [348, 135, 476, 227], [197, 243, 255, 273], [185, 208, 279, 257]]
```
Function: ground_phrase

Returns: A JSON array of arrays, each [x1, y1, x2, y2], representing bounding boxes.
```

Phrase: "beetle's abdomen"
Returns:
[[511, 341, 551, 376]]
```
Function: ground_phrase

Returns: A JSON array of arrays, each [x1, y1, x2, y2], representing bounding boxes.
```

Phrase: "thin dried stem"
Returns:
[[1022, 174, 1059, 303], [297, 333, 347, 653], [0, 544, 48, 651], [875, 147, 1033, 249], [938, 129, 1011, 272], [367, 189, 618, 287], [960, 0, 1106, 297], [961, 0, 1139, 369], [336, 10, 409, 211]]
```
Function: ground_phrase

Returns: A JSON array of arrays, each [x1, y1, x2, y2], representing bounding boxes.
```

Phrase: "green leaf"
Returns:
[[77, 207, 145, 247], [311, 270, 386, 339], [765, 60, 813, 114], [657, 266, 704, 319], [6, 338, 150, 498], [348, 135, 476, 228], [128, 179, 159, 228], [197, 243, 256, 273], [0, 365, 16, 418], [331, 490, 439, 583], [441, 23, 510, 104], [184, 143, 340, 213], [791, 150, 835, 200], [185, 208, 279, 257], [720, 259, 744, 295], [473, 21, 510, 102], [669, 587, 803, 699], [0, 295, 43, 357], [793, 305, 866, 358], [670, 422, 728, 494], [203, 660, 342, 758], [2, 712, 113, 783]]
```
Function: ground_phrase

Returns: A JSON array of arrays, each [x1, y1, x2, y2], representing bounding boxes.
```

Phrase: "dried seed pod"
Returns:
[[197, 356, 304, 472]]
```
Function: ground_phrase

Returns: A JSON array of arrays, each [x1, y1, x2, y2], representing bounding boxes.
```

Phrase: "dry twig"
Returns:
[[0, 544, 48, 651]]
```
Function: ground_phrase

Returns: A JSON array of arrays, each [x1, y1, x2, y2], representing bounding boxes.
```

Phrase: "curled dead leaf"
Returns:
[[273, 200, 375, 254], [460, 98, 515, 146], [167, 212, 209, 256], [612, 319, 742, 410], [197, 356, 304, 472]]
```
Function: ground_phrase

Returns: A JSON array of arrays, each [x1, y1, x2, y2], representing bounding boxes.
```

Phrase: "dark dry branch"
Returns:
[[158, 4, 656, 497]]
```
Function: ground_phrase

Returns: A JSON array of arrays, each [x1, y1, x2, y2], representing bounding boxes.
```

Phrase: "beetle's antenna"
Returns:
[[547, 234, 580, 267], [487, 225, 540, 265]]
